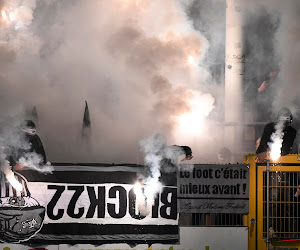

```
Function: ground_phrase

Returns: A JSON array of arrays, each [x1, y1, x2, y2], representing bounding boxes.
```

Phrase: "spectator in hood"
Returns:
[[8, 120, 47, 171], [256, 108, 297, 162]]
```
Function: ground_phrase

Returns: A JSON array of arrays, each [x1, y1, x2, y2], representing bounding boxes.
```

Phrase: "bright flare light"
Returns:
[[3, 166, 23, 191], [1, 10, 7, 20], [268, 120, 285, 162], [176, 92, 215, 136], [270, 146, 281, 161], [178, 112, 204, 134], [134, 181, 144, 198], [269, 136, 283, 161], [188, 55, 195, 65], [134, 181, 150, 216]]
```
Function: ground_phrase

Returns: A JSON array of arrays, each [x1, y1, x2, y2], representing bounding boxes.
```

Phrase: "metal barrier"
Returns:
[[245, 154, 300, 250], [262, 170, 300, 239]]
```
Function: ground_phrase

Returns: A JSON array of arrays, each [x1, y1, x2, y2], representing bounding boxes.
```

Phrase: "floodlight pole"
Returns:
[[225, 0, 245, 159]]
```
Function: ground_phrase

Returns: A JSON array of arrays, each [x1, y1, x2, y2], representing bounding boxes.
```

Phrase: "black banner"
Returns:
[[0, 165, 178, 245]]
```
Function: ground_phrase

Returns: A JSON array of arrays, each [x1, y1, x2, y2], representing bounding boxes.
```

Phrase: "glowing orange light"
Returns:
[[176, 92, 215, 136], [270, 149, 280, 162], [1, 10, 7, 20]]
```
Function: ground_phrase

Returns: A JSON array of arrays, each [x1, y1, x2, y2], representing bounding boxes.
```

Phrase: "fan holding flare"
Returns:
[[256, 107, 297, 162]]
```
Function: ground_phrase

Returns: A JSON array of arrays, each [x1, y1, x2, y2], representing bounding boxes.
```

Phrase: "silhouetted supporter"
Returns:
[[256, 108, 296, 163], [6, 120, 47, 171], [246, 71, 279, 120]]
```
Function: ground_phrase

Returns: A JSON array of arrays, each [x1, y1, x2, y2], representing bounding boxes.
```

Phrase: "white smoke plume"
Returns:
[[138, 133, 192, 215], [268, 120, 285, 161], [0, 0, 217, 164], [0, 0, 298, 164], [138, 134, 165, 214], [18, 152, 53, 173]]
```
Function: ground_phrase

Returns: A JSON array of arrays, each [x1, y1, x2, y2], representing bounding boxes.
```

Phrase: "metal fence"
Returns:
[[263, 171, 300, 239]]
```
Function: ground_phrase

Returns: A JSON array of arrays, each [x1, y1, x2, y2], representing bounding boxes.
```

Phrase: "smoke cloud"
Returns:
[[0, 0, 218, 164], [0, 0, 299, 164]]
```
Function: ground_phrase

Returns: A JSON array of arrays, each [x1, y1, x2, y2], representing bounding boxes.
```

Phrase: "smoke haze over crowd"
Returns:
[[0, 0, 299, 164]]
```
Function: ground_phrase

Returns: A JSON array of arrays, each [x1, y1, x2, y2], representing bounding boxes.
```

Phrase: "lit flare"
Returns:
[[3, 166, 23, 191], [1, 10, 7, 20], [176, 91, 215, 136], [188, 55, 195, 65]]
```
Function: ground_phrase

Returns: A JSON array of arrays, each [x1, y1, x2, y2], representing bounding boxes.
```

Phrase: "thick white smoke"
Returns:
[[138, 134, 165, 214], [0, 0, 217, 163], [268, 120, 285, 161], [18, 152, 53, 173], [1, 0, 298, 164]]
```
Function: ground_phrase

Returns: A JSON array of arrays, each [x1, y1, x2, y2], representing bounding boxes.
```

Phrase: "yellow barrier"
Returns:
[[244, 154, 300, 250]]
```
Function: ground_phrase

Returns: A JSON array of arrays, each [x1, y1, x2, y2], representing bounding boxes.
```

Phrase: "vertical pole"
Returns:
[[225, 0, 245, 159]]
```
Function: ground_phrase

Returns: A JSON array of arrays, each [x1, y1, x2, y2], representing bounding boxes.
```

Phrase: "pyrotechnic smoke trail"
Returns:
[[268, 120, 285, 161], [143, 151, 163, 207], [137, 134, 165, 215], [18, 153, 53, 173]]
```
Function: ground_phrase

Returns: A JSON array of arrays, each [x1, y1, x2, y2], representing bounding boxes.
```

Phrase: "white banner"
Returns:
[[28, 182, 177, 225]]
